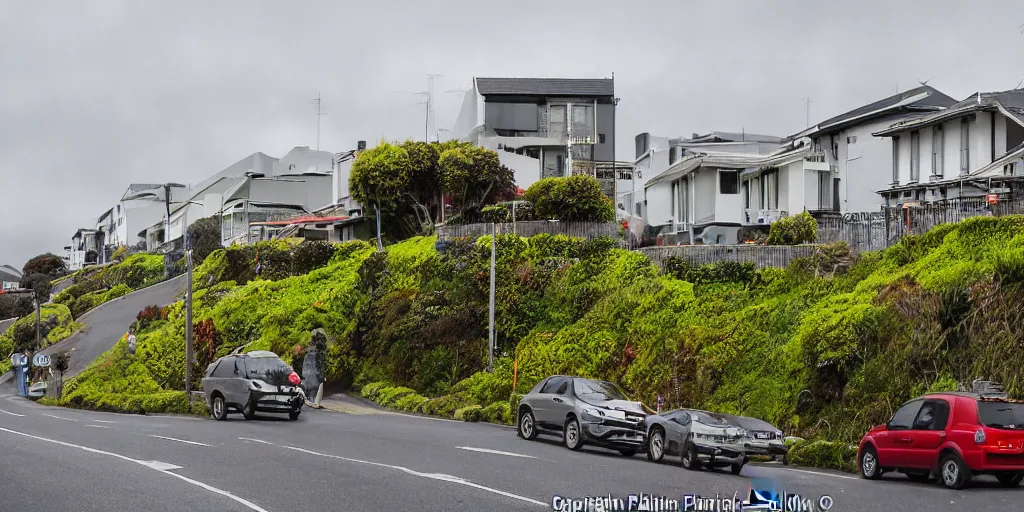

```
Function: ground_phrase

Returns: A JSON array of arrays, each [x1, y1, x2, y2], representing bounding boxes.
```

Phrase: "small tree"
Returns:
[[52, 351, 71, 399], [524, 175, 614, 222], [19, 273, 53, 304], [22, 253, 67, 277], [767, 211, 818, 245], [186, 216, 224, 264]]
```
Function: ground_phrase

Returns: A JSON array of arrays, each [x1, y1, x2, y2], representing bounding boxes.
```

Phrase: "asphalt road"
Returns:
[[38, 276, 186, 378], [0, 393, 1018, 512], [0, 317, 15, 335]]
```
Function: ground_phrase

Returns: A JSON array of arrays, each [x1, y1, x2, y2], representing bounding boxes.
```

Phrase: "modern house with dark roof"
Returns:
[[449, 76, 619, 196], [787, 85, 957, 213], [872, 89, 1024, 204]]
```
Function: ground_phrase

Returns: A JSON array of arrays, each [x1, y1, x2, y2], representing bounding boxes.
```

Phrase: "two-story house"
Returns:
[[449, 76, 617, 196], [67, 228, 99, 271], [874, 90, 1024, 204]]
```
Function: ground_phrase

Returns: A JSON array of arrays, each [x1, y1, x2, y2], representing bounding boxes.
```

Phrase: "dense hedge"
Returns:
[[787, 440, 858, 472], [53, 254, 164, 319], [56, 216, 1024, 461], [0, 304, 80, 373]]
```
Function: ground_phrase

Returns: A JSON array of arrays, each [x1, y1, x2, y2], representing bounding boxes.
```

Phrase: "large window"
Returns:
[[818, 171, 833, 210], [548, 105, 566, 140], [719, 171, 739, 194], [671, 177, 691, 225], [932, 125, 944, 177], [892, 135, 901, 183], [960, 117, 971, 175], [910, 130, 920, 182], [760, 171, 778, 210]]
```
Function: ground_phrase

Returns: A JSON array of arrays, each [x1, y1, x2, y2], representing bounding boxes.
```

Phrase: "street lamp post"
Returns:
[[174, 200, 203, 412]]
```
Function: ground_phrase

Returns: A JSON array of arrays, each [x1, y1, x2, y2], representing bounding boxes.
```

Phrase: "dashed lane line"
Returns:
[[0, 426, 268, 512], [42, 413, 78, 421], [149, 434, 212, 447], [0, 408, 25, 417], [238, 437, 274, 445], [456, 446, 536, 459]]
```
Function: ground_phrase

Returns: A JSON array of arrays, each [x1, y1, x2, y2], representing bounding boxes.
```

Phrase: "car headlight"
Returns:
[[775, 431, 784, 439], [581, 407, 605, 422]]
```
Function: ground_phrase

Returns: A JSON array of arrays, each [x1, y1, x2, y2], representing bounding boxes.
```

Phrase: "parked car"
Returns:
[[202, 350, 303, 421], [645, 408, 748, 474], [858, 389, 1024, 489], [719, 414, 789, 462], [517, 376, 647, 456]]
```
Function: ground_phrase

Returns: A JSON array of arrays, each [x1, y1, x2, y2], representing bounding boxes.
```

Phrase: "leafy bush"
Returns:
[[787, 440, 858, 472], [186, 216, 224, 265], [0, 303, 79, 353], [359, 381, 391, 401], [480, 401, 512, 424], [454, 404, 483, 422], [420, 394, 471, 417], [767, 211, 818, 245], [664, 258, 757, 285], [525, 176, 614, 222], [393, 392, 429, 412], [291, 240, 336, 275]]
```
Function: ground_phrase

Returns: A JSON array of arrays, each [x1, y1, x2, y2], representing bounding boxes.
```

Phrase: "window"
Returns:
[[549, 105, 566, 139], [673, 177, 691, 224], [598, 133, 606, 144], [742, 181, 750, 209], [539, 377, 566, 394], [573, 379, 629, 401], [232, 212, 245, 237], [719, 171, 739, 194], [847, 135, 857, 144], [760, 171, 778, 210], [932, 125, 944, 177], [912, 400, 950, 431], [818, 171, 833, 210], [888, 400, 923, 430], [222, 214, 231, 240], [892, 136, 901, 183], [960, 117, 971, 175], [910, 131, 920, 182], [211, 358, 235, 378], [977, 401, 1024, 429]]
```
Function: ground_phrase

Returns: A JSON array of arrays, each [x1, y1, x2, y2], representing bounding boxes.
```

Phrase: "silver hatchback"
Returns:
[[202, 351, 303, 421]]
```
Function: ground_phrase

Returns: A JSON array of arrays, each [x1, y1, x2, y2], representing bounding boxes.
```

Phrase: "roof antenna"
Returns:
[[917, 78, 932, 86]]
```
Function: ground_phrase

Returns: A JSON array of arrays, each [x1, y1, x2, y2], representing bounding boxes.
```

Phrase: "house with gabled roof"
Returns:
[[872, 89, 1024, 204]]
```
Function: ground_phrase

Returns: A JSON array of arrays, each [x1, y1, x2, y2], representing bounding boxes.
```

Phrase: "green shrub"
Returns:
[[454, 404, 483, 422], [393, 392, 429, 412], [787, 440, 858, 472], [664, 258, 757, 285], [360, 381, 391, 401], [480, 401, 512, 424], [376, 386, 417, 407], [291, 240, 336, 275], [524, 175, 614, 222], [767, 211, 818, 245], [420, 394, 471, 417]]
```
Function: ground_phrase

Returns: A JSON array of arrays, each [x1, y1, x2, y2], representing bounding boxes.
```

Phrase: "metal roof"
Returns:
[[475, 77, 614, 97], [874, 89, 1024, 136]]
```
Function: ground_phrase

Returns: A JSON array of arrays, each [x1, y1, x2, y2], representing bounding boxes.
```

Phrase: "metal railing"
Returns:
[[639, 245, 820, 269]]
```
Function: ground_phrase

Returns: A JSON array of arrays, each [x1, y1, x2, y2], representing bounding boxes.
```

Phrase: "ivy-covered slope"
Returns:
[[55, 218, 1024, 456], [0, 303, 80, 374], [52, 254, 165, 319]]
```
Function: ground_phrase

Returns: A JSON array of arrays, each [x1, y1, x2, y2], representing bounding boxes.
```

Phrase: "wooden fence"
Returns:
[[437, 220, 622, 242], [639, 244, 820, 269]]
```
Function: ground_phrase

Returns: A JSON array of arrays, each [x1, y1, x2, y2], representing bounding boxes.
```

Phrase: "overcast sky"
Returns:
[[1, 1, 1022, 268]]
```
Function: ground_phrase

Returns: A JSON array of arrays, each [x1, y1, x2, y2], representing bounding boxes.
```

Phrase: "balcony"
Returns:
[[743, 209, 788, 225], [803, 151, 830, 171]]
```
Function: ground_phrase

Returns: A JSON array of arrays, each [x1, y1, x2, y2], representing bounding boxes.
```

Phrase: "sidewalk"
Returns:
[[318, 393, 397, 416]]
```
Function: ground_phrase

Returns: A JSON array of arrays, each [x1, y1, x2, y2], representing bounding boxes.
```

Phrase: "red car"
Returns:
[[858, 391, 1024, 489]]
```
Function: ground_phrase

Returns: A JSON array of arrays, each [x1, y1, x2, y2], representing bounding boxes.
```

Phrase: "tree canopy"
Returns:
[[19, 273, 53, 304], [524, 175, 615, 222], [350, 140, 516, 240], [186, 216, 224, 264], [22, 253, 66, 277]]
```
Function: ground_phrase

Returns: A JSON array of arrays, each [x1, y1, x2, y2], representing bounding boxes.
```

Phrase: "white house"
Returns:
[[449, 76, 618, 196], [873, 90, 1024, 204], [789, 85, 957, 213], [0, 265, 21, 291], [67, 228, 98, 271]]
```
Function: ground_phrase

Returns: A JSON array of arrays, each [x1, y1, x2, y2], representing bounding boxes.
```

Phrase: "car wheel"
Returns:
[[681, 442, 701, 471], [288, 409, 301, 421], [939, 452, 971, 490], [905, 471, 931, 483], [518, 410, 537, 440], [647, 427, 665, 462], [730, 462, 744, 476], [563, 417, 583, 451], [859, 446, 881, 480], [996, 472, 1023, 488], [618, 449, 636, 457], [242, 402, 255, 421], [211, 395, 227, 421]]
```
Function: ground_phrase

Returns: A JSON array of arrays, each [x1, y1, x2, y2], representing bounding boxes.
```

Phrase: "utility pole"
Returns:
[[804, 98, 812, 127], [487, 222, 496, 372], [161, 183, 186, 246], [184, 206, 193, 412], [314, 91, 327, 151]]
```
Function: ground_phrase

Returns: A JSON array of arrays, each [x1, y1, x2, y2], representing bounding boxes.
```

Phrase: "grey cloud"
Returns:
[[2, 0, 1022, 266]]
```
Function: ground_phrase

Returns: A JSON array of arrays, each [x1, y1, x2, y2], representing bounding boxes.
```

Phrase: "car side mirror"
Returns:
[[884, 421, 892, 430]]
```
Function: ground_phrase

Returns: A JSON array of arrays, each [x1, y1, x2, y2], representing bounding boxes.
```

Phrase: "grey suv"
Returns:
[[202, 350, 303, 421], [517, 375, 647, 456]]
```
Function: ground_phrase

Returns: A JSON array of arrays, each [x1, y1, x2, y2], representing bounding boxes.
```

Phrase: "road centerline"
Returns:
[[282, 444, 546, 507], [0, 425, 267, 512], [149, 434, 212, 447], [42, 413, 78, 421], [0, 408, 25, 417], [456, 446, 536, 459]]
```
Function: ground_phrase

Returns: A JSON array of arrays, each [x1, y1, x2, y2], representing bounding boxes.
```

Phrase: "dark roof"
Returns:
[[812, 85, 957, 134], [875, 89, 1024, 136], [680, 131, 783, 144], [475, 77, 614, 97], [0, 266, 21, 283]]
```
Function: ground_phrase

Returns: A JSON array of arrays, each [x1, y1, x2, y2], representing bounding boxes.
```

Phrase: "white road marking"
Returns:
[[85, 425, 112, 429], [42, 413, 78, 421], [149, 434, 212, 447], [0, 426, 267, 512], [457, 446, 536, 459], [238, 437, 273, 445], [92, 419, 116, 424], [0, 409, 25, 417], [764, 466, 862, 481], [283, 445, 546, 507]]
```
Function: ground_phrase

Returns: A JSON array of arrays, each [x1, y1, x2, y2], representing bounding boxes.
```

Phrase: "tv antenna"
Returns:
[[314, 91, 327, 151], [917, 77, 933, 86]]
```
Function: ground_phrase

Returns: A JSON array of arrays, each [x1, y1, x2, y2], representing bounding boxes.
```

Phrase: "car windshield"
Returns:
[[690, 411, 729, 426], [978, 401, 1024, 429], [574, 379, 629, 401], [245, 357, 293, 385]]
